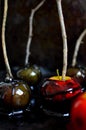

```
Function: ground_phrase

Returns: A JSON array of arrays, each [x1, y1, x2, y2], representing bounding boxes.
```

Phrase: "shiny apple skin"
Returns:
[[0, 80, 31, 109], [17, 65, 41, 85], [67, 66, 86, 85], [41, 77, 82, 102], [67, 92, 86, 130]]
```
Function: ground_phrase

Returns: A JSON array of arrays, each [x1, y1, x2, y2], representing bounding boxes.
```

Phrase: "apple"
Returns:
[[67, 65, 86, 85], [17, 65, 41, 85], [67, 92, 86, 130], [41, 76, 82, 102], [40, 75, 83, 115], [0, 79, 31, 109]]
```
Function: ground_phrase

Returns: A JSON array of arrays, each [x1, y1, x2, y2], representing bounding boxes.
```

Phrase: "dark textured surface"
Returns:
[[0, 0, 86, 130], [0, 116, 66, 130]]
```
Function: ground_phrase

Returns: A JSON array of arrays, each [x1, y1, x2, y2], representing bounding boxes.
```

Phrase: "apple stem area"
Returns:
[[56, 0, 68, 81], [25, 0, 46, 66], [72, 29, 86, 67], [1, 0, 13, 79]]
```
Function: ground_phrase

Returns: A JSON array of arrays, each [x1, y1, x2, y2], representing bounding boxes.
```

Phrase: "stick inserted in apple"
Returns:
[[41, 0, 82, 103], [17, 1, 46, 86], [1, 0, 31, 109]]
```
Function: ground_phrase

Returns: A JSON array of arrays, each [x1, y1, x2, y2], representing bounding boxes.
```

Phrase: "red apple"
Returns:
[[67, 92, 86, 130], [41, 76, 82, 102]]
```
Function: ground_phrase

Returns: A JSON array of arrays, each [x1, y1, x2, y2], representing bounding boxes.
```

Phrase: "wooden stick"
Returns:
[[25, 0, 46, 65], [72, 29, 86, 67], [56, 0, 68, 80], [1, 0, 13, 78]]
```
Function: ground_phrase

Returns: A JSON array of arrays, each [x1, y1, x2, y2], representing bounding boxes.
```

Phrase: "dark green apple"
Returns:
[[17, 65, 41, 85], [0, 79, 31, 109], [67, 66, 86, 85]]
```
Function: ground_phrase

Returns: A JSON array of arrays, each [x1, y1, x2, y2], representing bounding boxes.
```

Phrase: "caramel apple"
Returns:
[[17, 65, 41, 85], [40, 76, 82, 115], [67, 29, 86, 85], [67, 65, 86, 85], [1, 0, 31, 111], [40, 0, 83, 115], [0, 79, 31, 109], [41, 76, 82, 102], [16, 1, 46, 86], [41, 0, 83, 102]]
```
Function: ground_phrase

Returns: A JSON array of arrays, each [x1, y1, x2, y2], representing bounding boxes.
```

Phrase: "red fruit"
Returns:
[[67, 92, 86, 130], [41, 76, 82, 102]]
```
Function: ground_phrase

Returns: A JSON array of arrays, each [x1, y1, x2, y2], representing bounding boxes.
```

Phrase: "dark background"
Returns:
[[0, 0, 86, 72], [0, 0, 86, 129]]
